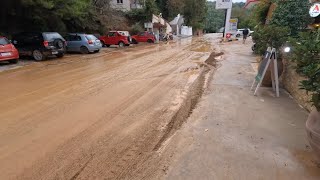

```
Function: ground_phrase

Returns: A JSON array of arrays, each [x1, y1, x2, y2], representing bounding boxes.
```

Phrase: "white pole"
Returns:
[[273, 48, 280, 97], [223, 2, 232, 41]]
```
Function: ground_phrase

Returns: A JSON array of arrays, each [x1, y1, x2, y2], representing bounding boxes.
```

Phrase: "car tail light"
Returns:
[[43, 41, 49, 47], [88, 40, 93, 44]]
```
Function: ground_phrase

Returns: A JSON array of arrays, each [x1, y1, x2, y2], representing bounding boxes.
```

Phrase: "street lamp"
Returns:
[[284, 46, 291, 53]]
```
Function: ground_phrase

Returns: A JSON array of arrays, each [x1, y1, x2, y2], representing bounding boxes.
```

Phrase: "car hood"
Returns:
[[0, 44, 15, 53]]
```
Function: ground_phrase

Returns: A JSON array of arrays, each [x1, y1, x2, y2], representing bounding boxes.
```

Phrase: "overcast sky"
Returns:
[[208, 0, 247, 2]]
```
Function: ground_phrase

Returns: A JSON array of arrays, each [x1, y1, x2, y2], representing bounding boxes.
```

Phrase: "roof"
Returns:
[[244, 0, 260, 9]]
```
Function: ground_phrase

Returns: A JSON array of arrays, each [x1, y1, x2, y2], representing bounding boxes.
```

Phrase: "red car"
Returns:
[[99, 31, 130, 47], [0, 36, 19, 63], [131, 32, 156, 44]]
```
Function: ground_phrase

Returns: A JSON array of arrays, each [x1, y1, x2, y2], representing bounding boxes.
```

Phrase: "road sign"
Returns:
[[216, 0, 232, 10], [229, 18, 238, 31], [251, 47, 280, 97], [310, 3, 320, 17]]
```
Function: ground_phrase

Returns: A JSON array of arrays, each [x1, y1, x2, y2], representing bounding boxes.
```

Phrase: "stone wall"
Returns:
[[282, 59, 313, 112]]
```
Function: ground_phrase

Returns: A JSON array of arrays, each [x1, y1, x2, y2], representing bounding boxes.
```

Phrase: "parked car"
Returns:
[[99, 31, 131, 47], [131, 32, 156, 44], [0, 36, 19, 63], [235, 29, 254, 37], [12, 32, 66, 61], [118, 31, 132, 43], [65, 33, 102, 54]]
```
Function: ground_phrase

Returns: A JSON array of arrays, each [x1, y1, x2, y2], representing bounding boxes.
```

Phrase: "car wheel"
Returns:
[[236, 34, 240, 38], [118, 42, 125, 48], [106, 45, 110, 47], [54, 39, 64, 49], [33, 50, 45, 61], [132, 39, 138, 44], [80, 46, 89, 54], [147, 39, 154, 43], [56, 53, 64, 58], [9, 59, 18, 64], [101, 41, 106, 47], [94, 50, 100, 53]]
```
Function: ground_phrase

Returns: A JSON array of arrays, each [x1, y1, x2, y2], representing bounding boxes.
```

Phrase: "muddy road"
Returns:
[[0, 35, 219, 179]]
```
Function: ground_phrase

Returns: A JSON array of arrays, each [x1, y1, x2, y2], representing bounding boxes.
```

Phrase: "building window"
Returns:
[[117, 0, 123, 3]]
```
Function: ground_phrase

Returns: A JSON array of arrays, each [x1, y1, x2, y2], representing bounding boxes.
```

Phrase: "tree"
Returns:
[[0, 0, 131, 34], [270, 0, 312, 36], [184, 0, 207, 30], [145, 0, 160, 19], [156, 0, 169, 18], [167, 0, 185, 20], [205, 1, 224, 33]]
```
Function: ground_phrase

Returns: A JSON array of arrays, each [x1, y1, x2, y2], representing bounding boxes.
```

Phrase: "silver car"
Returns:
[[65, 33, 102, 54]]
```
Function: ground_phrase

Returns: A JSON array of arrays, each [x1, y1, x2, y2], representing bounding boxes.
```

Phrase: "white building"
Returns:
[[110, 0, 144, 11], [169, 14, 185, 35]]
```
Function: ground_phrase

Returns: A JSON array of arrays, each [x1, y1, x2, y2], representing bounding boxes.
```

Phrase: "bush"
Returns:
[[270, 0, 312, 36], [130, 23, 144, 35], [252, 25, 289, 55], [290, 31, 320, 111]]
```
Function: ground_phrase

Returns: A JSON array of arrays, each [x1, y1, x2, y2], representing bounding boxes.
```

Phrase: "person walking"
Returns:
[[243, 28, 249, 44]]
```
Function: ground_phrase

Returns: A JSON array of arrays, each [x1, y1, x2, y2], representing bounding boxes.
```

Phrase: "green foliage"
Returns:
[[130, 23, 144, 35], [184, 0, 207, 30], [270, 0, 312, 36], [252, 25, 289, 55], [156, 0, 169, 18], [145, 0, 160, 19], [231, 2, 253, 29], [153, 0, 207, 30], [251, 0, 272, 25], [205, 1, 224, 33], [127, 0, 159, 24], [0, 0, 120, 34], [126, 8, 149, 24], [289, 31, 320, 110], [167, 0, 185, 20]]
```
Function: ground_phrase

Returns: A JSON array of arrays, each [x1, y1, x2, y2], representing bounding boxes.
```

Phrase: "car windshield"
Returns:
[[118, 31, 130, 36], [0, 37, 10, 45], [43, 33, 64, 41], [85, 35, 97, 40]]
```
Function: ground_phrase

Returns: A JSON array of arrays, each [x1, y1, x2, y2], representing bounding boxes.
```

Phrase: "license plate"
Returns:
[[1, 52, 11, 56], [52, 51, 58, 55]]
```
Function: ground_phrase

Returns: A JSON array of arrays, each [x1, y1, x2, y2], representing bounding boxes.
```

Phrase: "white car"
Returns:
[[236, 29, 254, 37]]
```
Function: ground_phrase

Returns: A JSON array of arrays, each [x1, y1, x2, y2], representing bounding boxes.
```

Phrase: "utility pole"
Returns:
[[215, 0, 233, 41], [223, 3, 232, 41]]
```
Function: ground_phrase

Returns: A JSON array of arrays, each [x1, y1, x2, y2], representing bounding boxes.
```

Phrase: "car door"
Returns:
[[107, 32, 116, 45], [73, 35, 83, 52], [138, 32, 147, 42], [65, 35, 75, 52], [12, 34, 27, 55], [65, 35, 72, 52], [20, 32, 39, 56]]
